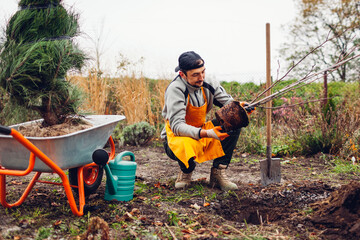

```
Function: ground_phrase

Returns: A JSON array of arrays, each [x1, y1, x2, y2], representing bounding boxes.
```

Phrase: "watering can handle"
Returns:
[[115, 151, 135, 164], [0, 125, 11, 135]]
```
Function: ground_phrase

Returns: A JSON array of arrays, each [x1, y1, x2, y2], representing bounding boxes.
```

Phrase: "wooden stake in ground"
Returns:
[[260, 23, 281, 186]]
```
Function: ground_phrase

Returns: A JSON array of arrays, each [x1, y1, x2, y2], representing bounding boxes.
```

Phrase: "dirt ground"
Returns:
[[1, 141, 360, 240]]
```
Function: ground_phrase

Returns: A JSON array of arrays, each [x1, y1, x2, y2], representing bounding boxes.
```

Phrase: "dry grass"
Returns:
[[69, 70, 108, 114], [151, 79, 171, 131], [153, 79, 169, 109], [71, 70, 169, 129], [113, 74, 154, 125]]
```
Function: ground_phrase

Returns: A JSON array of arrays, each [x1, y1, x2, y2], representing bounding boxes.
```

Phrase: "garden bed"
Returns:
[[1, 141, 359, 239]]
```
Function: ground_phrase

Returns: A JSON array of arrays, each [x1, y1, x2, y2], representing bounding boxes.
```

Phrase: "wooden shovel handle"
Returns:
[[266, 23, 272, 149]]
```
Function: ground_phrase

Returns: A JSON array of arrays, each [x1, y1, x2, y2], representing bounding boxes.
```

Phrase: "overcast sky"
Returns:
[[1, 0, 296, 83]]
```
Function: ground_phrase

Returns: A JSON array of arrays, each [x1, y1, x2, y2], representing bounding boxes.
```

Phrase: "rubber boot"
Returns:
[[175, 171, 192, 189], [210, 164, 238, 191]]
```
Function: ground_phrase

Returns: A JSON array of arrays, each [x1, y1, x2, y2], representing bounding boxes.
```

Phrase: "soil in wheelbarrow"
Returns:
[[18, 118, 92, 137], [1, 141, 360, 240]]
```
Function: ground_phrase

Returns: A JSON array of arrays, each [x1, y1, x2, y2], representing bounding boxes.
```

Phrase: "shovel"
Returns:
[[260, 23, 281, 186]]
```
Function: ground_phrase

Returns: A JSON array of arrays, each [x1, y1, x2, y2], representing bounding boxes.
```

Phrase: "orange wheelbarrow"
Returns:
[[0, 115, 125, 216]]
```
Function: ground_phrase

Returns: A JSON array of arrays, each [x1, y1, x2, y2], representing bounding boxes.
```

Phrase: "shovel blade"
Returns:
[[260, 158, 281, 186]]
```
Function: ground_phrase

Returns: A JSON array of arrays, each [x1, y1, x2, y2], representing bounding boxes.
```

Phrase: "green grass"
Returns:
[[167, 210, 179, 226], [36, 227, 52, 240], [331, 159, 360, 176], [134, 181, 150, 195]]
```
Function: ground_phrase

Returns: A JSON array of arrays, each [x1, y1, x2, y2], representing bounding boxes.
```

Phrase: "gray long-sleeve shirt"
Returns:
[[161, 75, 233, 140]]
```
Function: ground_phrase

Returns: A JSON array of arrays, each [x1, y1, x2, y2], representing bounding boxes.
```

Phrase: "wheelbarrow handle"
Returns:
[[0, 125, 11, 135]]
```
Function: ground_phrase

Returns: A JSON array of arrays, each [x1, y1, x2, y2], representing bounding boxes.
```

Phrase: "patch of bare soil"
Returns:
[[1, 142, 360, 239], [306, 181, 360, 239]]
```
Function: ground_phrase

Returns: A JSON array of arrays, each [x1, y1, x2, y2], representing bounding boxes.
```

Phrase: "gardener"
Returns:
[[161, 51, 250, 191]]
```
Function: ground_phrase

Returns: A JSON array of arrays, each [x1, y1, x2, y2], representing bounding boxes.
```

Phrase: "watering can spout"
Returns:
[[92, 149, 117, 195], [104, 166, 118, 195]]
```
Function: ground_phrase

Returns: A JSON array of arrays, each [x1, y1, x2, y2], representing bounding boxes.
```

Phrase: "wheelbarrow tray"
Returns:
[[0, 115, 125, 172]]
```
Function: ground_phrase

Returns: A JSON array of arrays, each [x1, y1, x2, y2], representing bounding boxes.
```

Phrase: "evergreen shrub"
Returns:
[[121, 122, 155, 146]]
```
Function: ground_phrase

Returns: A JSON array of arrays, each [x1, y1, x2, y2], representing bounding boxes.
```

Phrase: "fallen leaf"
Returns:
[[154, 182, 161, 188], [153, 221, 163, 226], [10, 181, 22, 185], [117, 212, 135, 222], [190, 203, 201, 210], [195, 177, 207, 182], [210, 231, 218, 237], [53, 220, 62, 226], [181, 228, 194, 234], [241, 153, 249, 158], [196, 228, 206, 234], [130, 208, 141, 216], [152, 195, 161, 200], [183, 234, 191, 240], [223, 231, 231, 234], [125, 212, 134, 219], [36, 193, 47, 196], [203, 202, 210, 207], [137, 196, 147, 201], [14, 236, 21, 240], [155, 203, 161, 207], [51, 202, 61, 207], [186, 222, 199, 228]]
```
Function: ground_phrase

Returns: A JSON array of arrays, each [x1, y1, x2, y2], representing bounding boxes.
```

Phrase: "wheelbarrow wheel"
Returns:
[[68, 165, 104, 196]]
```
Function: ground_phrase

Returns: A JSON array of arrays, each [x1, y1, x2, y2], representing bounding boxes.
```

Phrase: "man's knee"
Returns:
[[180, 158, 196, 173], [163, 140, 196, 173]]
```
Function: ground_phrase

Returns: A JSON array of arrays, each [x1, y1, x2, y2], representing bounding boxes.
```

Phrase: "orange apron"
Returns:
[[165, 87, 225, 168]]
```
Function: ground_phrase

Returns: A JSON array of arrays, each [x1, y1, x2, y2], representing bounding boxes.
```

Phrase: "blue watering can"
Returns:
[[93, 149, 137, 201]]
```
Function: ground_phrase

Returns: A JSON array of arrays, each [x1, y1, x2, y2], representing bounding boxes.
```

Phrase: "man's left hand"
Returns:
[[240, 102, 256, 114]]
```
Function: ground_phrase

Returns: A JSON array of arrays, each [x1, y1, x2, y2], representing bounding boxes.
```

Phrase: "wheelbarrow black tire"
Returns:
[[68, 165, 104, 197]]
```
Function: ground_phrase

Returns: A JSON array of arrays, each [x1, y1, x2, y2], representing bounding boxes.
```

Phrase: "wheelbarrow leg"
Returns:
[[0, 172, 41, 208], [76, 166, 85, 209], [52, 168, 85, 216]]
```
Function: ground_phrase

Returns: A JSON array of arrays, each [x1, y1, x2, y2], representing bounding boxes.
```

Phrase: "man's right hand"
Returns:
[[205, 126, 229, 141]]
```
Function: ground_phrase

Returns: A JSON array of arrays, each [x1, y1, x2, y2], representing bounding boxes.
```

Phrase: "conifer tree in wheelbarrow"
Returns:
[[0, 0, 125, 216]]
